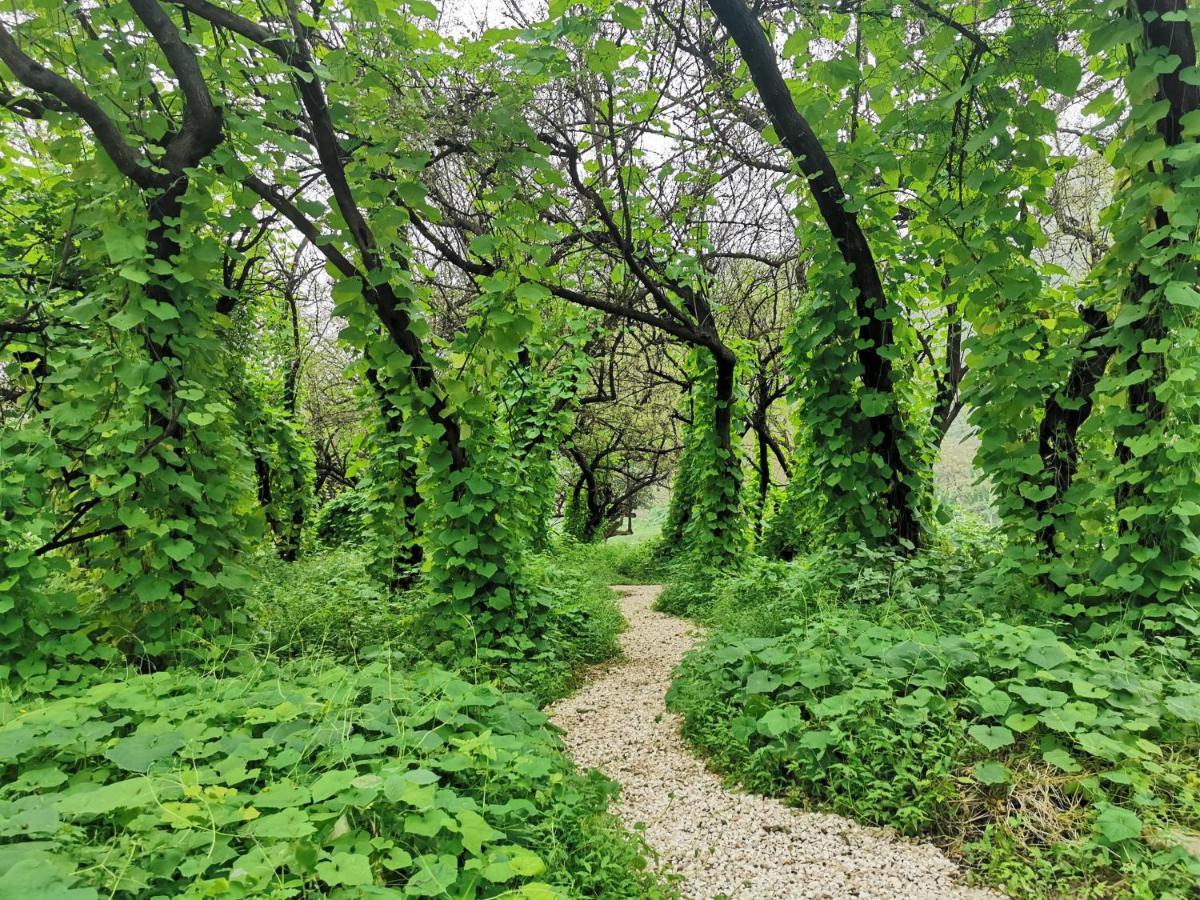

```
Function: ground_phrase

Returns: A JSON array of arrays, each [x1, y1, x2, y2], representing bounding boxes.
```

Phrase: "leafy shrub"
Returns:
[[0, 660, 667, 898], [666, 546, 1200, 897], [245, 542, 631, 707], [653, 556, 725, 616], [246, 548, 418, 661], [313, 489, 369, 547], [3, 567, 116, 696], [677, 524, 1008, 635], [535, 536, 663, 587], [667, 618, 967, 834], [611, 538, 663, 584], [508, 543, 629, 704]]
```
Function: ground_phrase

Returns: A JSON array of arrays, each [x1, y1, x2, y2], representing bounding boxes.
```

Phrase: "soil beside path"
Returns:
[[548, 584, 1004, 900]]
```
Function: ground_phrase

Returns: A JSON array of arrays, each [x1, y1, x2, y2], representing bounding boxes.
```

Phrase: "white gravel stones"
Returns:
[[548, 584, 1004, 900]]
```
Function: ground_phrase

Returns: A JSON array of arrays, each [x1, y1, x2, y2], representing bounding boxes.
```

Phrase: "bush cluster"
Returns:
[[502, 543, 630, 704], [245, 540, 634, 708], [0, 539, 673, 898], [665, 546, 1200, 898], [313, 489, 370, 548], [246, 548, 418, 660]]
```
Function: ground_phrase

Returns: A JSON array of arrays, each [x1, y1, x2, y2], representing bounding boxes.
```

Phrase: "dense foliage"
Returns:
[[0, 661, 662, 898], [664, 542, 1200, 896]]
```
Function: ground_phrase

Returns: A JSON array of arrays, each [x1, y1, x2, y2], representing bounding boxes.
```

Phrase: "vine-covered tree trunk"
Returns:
[[661, 345, 745, 562], [707, 0, 923, 549], [1106, 0, 1200, 597], [704, 345, 744, 557], [1034, 306, 1115, 555], [660, 436, 699, 552], [0, 1, 257, 661], [363, 368, 424, 589]]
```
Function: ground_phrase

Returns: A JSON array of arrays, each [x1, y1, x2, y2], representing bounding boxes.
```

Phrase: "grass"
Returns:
[[246, 547, 420, 661], [245, 538, 639, 708], [607, 502, 668, 545], [935, 414, 998, 525]]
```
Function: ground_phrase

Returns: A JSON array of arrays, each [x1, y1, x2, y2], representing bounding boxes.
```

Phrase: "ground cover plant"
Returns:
[[665, 544, 1200, 898], [0, 659, 665, 898], [245, 542, 626, 706]]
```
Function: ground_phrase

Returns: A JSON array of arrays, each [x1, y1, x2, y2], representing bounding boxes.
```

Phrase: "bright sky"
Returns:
[[440, 0, 524, 33]]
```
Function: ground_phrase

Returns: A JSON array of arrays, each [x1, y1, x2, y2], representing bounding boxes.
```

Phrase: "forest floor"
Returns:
[[549, 584, 1003, 900]]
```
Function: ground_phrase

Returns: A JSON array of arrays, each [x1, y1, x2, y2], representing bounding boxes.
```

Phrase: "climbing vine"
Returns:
[[659, 348, 747, 564]]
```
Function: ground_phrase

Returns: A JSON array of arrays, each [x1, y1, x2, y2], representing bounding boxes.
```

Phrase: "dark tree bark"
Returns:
[[1034, 306, 1116, 554], [754, 413, 770, 536], [565, 447, 607, 541], [928, 293, 966, 442], [706, 0, 920, 546], [177, 0, 470, 478], [282, 265, 303, 417], [712, 345, 736, 462], [1115, 0, 1198, 524], [708, 343, 741, 543]]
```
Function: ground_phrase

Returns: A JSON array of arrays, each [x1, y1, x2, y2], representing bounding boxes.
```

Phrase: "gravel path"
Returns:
[[548, 584, 1003, 900]]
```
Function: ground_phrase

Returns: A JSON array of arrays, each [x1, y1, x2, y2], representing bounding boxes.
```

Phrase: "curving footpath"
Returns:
[[548, 584, 1003, 900]]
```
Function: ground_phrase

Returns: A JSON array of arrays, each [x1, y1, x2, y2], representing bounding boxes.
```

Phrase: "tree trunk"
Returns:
[[1035, 305, 1115, 554], [1114, 0, 1197, 528], [755, 413, 770, 537], [364, 367, 424, 586], [706, 0, 920, 547]]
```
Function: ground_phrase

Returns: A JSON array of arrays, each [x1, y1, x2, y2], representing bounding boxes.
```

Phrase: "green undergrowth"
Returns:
[[653, 556, 727, 616], [611, 538, 662, 584], [504, 543, 628, 703], [248, 548, 420, 662], [546, 536, 664, 587], [246, 541, 627, 707], [0, 659, 668, 898], [14, 541, 630, 710], [0, 541, 673, 898], [664, 536, 1200, 899]]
